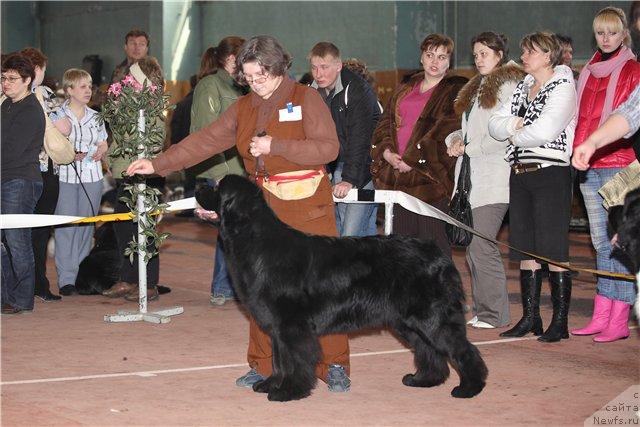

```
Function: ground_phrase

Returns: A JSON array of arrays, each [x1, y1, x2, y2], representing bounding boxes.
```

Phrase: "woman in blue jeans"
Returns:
[[570, 7, 640, 343], [1, 53, 45, 314]]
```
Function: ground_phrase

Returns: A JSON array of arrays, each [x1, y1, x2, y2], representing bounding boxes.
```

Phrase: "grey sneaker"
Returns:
[[236, 368, 264, 388], [326, 364, 351, 392], [210, 294, 233, 306]]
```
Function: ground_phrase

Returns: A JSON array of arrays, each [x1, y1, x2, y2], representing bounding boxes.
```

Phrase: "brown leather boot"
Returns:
[[124, 285, 159, 302], [102, 282, 137, 298]]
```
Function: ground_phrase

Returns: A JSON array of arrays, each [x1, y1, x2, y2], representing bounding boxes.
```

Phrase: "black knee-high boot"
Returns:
[[538, 271, 571, 343], [500, 270, 543, 337]]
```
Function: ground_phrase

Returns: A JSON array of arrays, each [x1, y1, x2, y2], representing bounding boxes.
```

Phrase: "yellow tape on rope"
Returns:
[[70, 212, 134, 224]]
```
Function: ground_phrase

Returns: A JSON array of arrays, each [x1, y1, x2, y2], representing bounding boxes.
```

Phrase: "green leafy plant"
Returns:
[[98, 75, 172, 262]]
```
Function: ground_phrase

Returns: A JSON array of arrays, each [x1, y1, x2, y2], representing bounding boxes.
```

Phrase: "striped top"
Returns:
[[53, 101, 107, 184]]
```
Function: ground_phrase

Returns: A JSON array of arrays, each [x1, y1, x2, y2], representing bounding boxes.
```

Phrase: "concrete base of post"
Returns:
[[104, 306, 184, 324]]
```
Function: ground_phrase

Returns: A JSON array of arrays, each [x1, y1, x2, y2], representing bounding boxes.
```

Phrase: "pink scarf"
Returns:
[[576, 45, 637, 126]]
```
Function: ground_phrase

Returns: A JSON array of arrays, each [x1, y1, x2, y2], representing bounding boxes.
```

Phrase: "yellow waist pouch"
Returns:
[[259, 169, 325, 201]]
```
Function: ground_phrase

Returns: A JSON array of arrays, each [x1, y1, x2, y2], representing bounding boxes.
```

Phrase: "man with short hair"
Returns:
[[309, 42, 381, 237], [111, 29, 150, 83]]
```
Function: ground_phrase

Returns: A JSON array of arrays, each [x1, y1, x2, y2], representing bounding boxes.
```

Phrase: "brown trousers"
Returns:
[[247, 318, 350, 380]]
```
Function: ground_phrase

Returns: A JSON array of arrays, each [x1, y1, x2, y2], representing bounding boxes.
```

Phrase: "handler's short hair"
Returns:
[[234, 35, 292, 83]]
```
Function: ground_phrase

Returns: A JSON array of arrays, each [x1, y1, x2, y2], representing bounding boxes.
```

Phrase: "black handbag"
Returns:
[[446, 101, 475, 247], [446, 152, 474, 246]]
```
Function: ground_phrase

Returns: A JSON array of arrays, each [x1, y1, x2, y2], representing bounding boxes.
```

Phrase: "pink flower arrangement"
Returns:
[[107, 82, 122, 97], [108, 74, 157, 98]]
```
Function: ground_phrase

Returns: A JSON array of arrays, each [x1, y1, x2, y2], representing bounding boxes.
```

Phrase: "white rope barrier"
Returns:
[[1, 188, 634, 281]]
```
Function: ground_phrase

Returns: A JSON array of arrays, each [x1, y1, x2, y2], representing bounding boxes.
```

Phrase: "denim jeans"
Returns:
[[579, 168, 635, 304], [1, 179, 43, 310], [210, 237, 235, 298], [1, 243, 16, 305], [206, 179, 235, 298], [332, 162, 378, 237]]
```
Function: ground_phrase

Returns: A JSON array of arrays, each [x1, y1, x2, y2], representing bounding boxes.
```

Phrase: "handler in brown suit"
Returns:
[[126, 36, 351, 392]]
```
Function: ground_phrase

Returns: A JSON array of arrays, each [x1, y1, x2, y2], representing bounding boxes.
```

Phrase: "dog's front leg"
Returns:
[[251, 343, 283, 394], [263, 324, 320, 402]]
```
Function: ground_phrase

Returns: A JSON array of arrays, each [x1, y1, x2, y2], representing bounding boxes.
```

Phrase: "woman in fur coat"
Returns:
[[446, 32, 526, 329], [370, 33, 467, 257]]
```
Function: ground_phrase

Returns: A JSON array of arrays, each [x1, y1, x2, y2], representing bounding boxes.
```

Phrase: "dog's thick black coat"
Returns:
[[74, 222, 170, 296], [196, 175, 488, 402], [74, 223, 121, 295], [614, 187, 640, 273]]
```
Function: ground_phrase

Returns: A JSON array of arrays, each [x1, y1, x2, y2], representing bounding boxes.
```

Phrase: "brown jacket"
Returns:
[[152, 77, 340, 236], [370, 73, 467, 203]]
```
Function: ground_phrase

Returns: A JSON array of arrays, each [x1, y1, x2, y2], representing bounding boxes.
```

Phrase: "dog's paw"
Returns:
[[252, 377, 274, 394], [267, 386, 311, 402], [402, 373, 447, 388], [451, 381, 485, 398]]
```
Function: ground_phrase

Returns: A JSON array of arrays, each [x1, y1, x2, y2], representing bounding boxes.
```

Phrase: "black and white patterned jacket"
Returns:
[[488, 65, 577, 166]]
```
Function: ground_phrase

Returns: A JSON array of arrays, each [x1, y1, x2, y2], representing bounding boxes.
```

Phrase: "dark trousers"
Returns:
[[32, 167, 59, 296], [392, 198, 452, 258], [113, 178, 164, 286]]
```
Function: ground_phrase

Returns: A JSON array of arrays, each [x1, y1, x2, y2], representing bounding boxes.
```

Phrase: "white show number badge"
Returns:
[[279, 102, 302, 122]]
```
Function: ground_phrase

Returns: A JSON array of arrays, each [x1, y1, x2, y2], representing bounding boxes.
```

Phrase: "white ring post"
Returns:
[[137, 110, 148, 314], [104, 109, 183, 324]]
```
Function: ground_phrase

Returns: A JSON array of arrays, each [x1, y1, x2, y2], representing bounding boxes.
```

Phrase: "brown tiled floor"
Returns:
[[1, 216, 637, 426]]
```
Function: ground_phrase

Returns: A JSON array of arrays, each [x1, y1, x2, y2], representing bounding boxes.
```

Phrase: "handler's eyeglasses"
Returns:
[[245, 74, 269, 85]]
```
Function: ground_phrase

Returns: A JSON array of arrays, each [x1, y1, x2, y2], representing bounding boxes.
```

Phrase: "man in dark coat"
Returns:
[[309, 42, 381, 237]]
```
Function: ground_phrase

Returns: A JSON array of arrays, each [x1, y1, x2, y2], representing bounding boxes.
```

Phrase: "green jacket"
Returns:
[[189, 69, 246, 181]]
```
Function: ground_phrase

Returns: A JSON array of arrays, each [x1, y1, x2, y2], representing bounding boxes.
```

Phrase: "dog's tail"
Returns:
[[158, 285, 171, 295]]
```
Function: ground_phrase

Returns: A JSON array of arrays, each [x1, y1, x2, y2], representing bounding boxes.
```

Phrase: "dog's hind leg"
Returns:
[[393, 322, 450, 388], [254, 323, 320, 402], [412, 320, 488, 398]]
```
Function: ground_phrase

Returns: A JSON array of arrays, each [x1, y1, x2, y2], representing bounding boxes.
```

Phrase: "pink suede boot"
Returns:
[[571, 294, 613, 336], [593, 301, 631, 343]]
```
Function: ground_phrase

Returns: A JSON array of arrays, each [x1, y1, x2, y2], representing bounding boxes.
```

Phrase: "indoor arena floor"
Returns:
[[1, 215, 638, 426]]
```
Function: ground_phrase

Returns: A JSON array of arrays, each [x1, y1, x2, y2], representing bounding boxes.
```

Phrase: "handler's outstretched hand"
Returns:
[[194, 208, 219, 222], [126, 159, 155, 176]]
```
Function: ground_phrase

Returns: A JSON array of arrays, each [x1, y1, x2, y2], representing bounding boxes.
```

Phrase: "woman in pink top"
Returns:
[[371, 33, 467, 256]]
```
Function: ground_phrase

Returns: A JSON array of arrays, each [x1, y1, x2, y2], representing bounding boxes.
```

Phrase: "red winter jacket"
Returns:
[[574, 51, 640, 168]]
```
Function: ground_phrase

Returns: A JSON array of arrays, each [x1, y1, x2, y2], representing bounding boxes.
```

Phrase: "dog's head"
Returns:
[[195, 175, 268, 228], [616, 187, 640, 274]]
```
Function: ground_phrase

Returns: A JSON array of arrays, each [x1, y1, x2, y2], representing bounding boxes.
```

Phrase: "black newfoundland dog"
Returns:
[[196, 175, 488, 402], [74, 222, 170, 296]]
